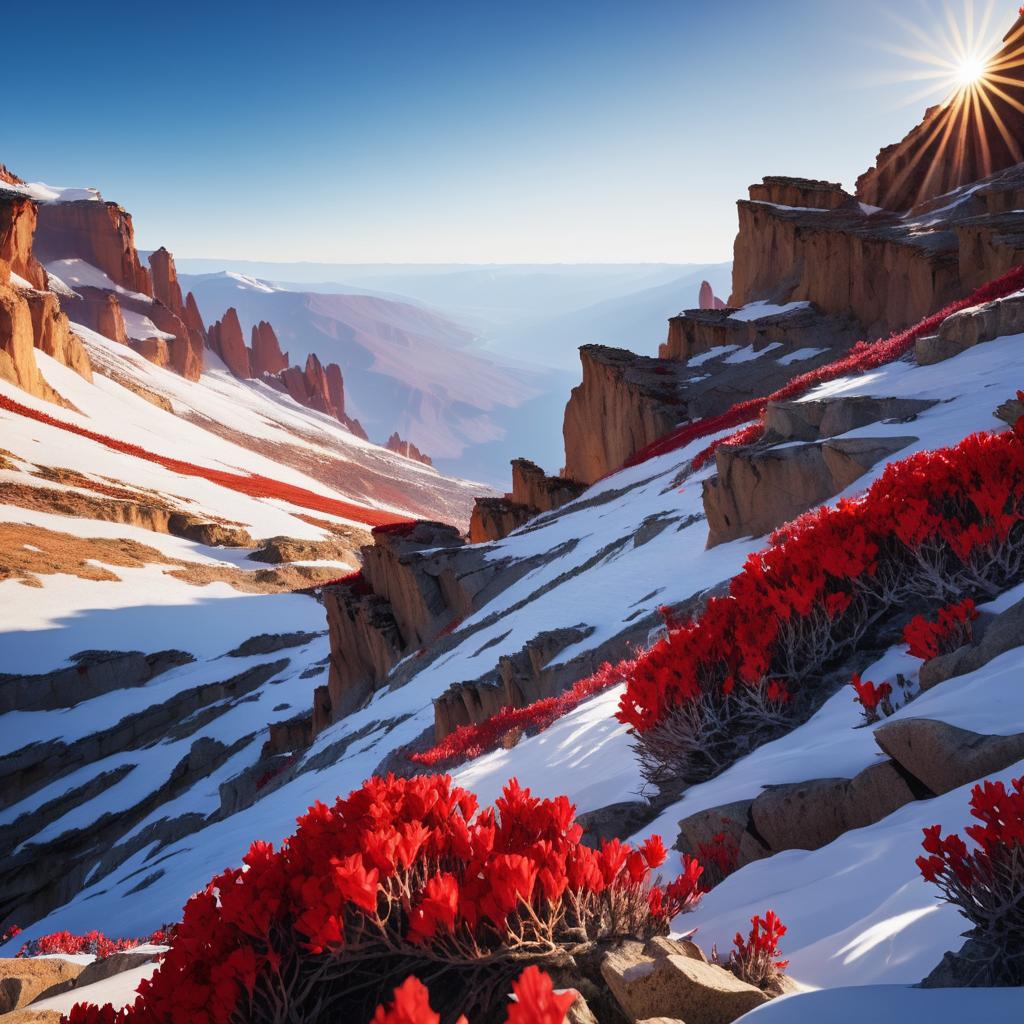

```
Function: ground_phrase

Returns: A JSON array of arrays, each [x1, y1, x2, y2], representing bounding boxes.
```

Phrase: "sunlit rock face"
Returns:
[[857, 14, 1024, 212]]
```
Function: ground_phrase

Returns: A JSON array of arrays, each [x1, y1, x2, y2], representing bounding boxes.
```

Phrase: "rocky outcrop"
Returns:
[[250, 320, 288, 376], [698, 280, 726, 310], [702, 435, 916, 547], [600, 939, 769, 1024], [920, 596, 1024, 690], [34, 200, 151, 296], [763, 395, 936, 442], [749, 175, 856, 211], [385, 432, 432, 466], [0, 190, 91, 402], [63, 285, 129, 345], [563, 345, 691, 484], [207, 307, 251, 379], [916, 290, 1024, 366], [146, 248, 203, 380], [469, 459, 585, 543], [468, 496, 534, 544], [873, 719, 1024, 797], [857, 16, 1024, 211], [0, 958, 85, 1013], [729, 179, 961, 334]]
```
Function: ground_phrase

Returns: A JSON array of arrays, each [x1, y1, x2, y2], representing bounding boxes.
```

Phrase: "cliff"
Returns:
[[856, 16, 1024, 211], [250, 320, 288, 376], [208, 307, 251, 379], [385, 433, 432, 466]]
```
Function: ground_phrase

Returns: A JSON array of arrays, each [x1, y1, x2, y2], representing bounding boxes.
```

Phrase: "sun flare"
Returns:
[[955, 52, 988, 87]]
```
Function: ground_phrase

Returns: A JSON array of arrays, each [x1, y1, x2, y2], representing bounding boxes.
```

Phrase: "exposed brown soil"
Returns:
[[0, 522, 342, 593]]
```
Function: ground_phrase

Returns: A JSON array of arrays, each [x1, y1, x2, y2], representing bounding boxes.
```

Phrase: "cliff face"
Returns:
[[0, 189, 91, 402], [34, 200, 151, 296], [145, 248, 203, 381], [208, 307, 251, 379], [857, 17, 1024, 212], [562, 345, 692, 484], [250, 320, 288, 376], [385, 433, 432, 466]]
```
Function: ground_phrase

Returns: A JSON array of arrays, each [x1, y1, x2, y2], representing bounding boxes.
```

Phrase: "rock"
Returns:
[[34, 199, 151, 296], [874, 718, 1024, 796], [920, 936, 1012, 988], [511, 459, 585, 513], [250, 320, 288, 376], [324, 361, 345, 416], [25, 291, 91, 382], [577, 800, 654, 848], [62, 286, 128, 345], [165, 515, 253, 547], [750, 761, 919, 853], [916, 291, 1024, 366], [207, 307, 251, 379], [703, 436, 915, 547], [729, 177, 965, 335], [468, 496, 534, 543], [311, 684, 332, 738], [71, 951, 155, 989], [385, 432, 432, 466], [563, 345, 690, 484], [0, 958, 84, 1013], [750, 176, 857, 210], [857, 15, 1024, 211], [0, 284, 61, 403], [601, 944, 768, 1024], [699, 280, 718, 310], [0, 190, 47, 290], [676, 799, 770, 871], [0, 1010, 64, 1023], [249, 531, 365, 565], [995, 395, 1024, 428], [763, 396, 936, 442], [645, 936, 708, 963], [148, 247, 183, 312], [920, 596, 1024, 690], [227, 631, 319, 657], [134, 336, 170, 368]]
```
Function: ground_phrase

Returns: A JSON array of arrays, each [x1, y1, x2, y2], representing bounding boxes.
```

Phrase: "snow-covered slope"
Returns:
[[9, 305, 1024, 1022]]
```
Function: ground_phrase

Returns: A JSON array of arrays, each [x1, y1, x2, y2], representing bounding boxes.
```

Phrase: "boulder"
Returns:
[[0, 959, 84, 1013], [703, 436, 915, 547], [873, 718, 1024, 796], [577, 800, 653, 848], [919, 595, 1024, 690], [71, 951, 155, 989], [510, 458, 585, 513], [750, 761, 919, 853], [676, 799, 770, 872], [763, 396, 936, 442], [601, 944, 768, 1024], [917, 291, 1024, 365]]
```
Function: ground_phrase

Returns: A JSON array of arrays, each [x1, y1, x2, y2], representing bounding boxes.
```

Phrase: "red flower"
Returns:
[[507, 965, 576, 1024]]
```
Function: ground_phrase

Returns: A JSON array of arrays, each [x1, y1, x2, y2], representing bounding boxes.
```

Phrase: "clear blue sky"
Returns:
[[7, 0, 1011, 263]]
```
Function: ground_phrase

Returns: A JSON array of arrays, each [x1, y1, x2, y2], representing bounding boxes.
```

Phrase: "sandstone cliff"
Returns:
[[250, 320, 288, 376], [208, 307, 251, 379], [385, 433, 432, 466]]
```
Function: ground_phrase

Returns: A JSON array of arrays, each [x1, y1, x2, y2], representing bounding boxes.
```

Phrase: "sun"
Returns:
[[954, 52, 989, 88]]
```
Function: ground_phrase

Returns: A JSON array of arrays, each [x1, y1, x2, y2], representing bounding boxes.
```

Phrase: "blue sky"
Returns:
[[8, 0, 1010, 262]]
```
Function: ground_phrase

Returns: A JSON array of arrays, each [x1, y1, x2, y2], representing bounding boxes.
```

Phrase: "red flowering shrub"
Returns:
[[18, 928, 169, 959], [724, 911, 789, 989], [371, 967, 575, 1024], [66, 775, 701, 1024], [850, 674, 893, 724], [917, 774, 1024, 984], [1, 924, 21, 945], [903, 598, 979, 660], [0, 395, 410, 530], [696, 829, 741, 886], [412, 658, 636, 768], [622, 263, 1024, 474], [618, 423, 1024, 784]]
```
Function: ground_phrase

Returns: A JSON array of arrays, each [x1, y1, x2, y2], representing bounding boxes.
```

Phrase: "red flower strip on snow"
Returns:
[[411, 658, 636, 767], [903, 597, 978, 660], [917, 773, 1024, 985], [371, 967, 575, 1024], [0, 394, 411, 530], [621, 263, 1024, 474], [17, 929, 169, 959], [615, 420, 1024, 784], [65, 775, 702, 1024]]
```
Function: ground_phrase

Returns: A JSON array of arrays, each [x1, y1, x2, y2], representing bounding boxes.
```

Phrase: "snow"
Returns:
[[31, 964, 158, 1013], [724, 342, 784, 364], [689, 345, 739, 366], [44, 258, 151, 303], [777, 346, 827, 365], [6, 181, 102, 203], [121, 309, 176, 342], [224, 271, 278, 293], [728, 300, 812, 323], [736, 985, 1024, 1023], [9, 270, 33, 290]]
